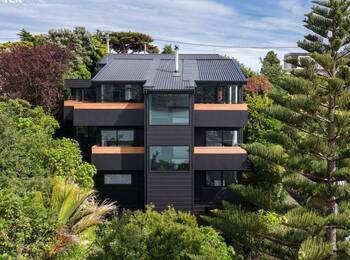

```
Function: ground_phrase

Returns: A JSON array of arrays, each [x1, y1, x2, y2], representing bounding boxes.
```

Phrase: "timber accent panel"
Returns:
[[147, 173, 193, 211], [194, 103, 248, 127], [193, 147, 247, 170], [91, 146, 144, 171], [63, 101, 144, 126]]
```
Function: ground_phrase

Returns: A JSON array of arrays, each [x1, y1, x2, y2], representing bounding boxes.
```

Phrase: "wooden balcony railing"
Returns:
[[91, 146, 145, 154], [194, 103, 248, 111], [194, 147, 247, 154], [64, 100, 144, 110]]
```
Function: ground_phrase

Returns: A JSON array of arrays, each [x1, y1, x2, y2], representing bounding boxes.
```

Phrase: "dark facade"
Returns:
[[63, 53, 248, 213]]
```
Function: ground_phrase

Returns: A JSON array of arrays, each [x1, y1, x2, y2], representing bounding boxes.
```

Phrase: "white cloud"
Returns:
[[278, 0, 304, 15], [0, 0, 308, 69]]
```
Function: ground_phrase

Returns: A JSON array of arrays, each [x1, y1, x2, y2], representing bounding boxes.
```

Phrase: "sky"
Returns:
[[0, 0, 312, 71]]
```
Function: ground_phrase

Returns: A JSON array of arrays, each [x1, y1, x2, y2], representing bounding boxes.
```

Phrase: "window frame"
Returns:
[[104, 174, 132, 185], [205, 171, 240, 187], [205, 129, 239, 147], [149, 145, 190, 172], [100, 129, 135, 147], [148, 94, 191, 126]]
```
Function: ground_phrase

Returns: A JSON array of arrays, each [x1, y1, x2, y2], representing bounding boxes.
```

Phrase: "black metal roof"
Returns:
[[92, 54, 247, 90]]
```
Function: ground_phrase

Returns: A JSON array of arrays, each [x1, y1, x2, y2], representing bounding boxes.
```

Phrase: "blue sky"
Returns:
[[0, 0, 312, 70]]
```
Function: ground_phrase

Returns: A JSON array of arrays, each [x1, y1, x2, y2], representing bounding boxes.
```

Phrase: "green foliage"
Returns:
[[208, 1, 350, 258], [97, 31, 159, 54], [0, 98, 96, 187], [260, 51, 284, 86], [245, 94, 281, 143], [162, 44, 175, 54], [0, 183, 57, 259], [94, 206, 236, 260], [239, 62, 257, 78]]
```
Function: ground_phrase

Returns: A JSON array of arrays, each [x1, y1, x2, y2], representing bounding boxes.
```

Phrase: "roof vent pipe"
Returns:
[[175, 45, 179, 72]]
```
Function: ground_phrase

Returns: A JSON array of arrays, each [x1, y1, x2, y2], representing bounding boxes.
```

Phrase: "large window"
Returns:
[[150, 146, 190, 171], [104, 174, 132, 185], [149, 94, 189, 125], [206, 130, 238, 146], [101, 129, 134, 146], [101, 84, 143, 102], [206, 171, 240, 187], [196, 85, 239, 104]]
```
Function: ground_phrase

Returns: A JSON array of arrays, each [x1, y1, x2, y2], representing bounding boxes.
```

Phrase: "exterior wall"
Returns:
[[73, 108, 144, 126], [145, 92, 194, 212], [94, 171, 144, 209]]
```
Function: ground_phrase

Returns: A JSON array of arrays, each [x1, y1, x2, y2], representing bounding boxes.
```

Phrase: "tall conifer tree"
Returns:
[[206, 1, 350, 258]]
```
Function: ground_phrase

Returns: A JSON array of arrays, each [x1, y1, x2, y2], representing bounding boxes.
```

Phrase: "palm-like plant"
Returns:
[[49, 177, 115, 257]]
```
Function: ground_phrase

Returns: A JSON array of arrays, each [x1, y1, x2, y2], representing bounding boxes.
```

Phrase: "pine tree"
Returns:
[[260, 50, 284, 85], [205, 1, 350, 258]]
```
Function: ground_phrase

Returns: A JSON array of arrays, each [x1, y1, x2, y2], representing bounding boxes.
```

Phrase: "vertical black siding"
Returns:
[[145, 93, 194, 211]]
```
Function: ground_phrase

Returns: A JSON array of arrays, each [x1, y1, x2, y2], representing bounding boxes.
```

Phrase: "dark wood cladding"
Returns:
[[147, 173, 193, 211], [74, 108, 144, 126], [194, 153, 247, 170], [194, 110, 248, 127], [147, 126, 192, 145], [94, 171, 144, 209], [92, 154, 144, 171]]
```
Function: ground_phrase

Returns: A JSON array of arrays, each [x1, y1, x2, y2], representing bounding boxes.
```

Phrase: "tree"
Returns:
[[245, 94, 281, 143], [260, 51, 284, 85], [94, 206, 236, 260], [99, 31, 159, 54], [239, 62, 257, 78], [245, 75, 272, 96], [49, 177, 115, 258], [207, 1, 350, 258], [0, 98, 96, 188], [162, 44, 175, 54], [0, 45, 72, 113], [0, 177, 114, 259]]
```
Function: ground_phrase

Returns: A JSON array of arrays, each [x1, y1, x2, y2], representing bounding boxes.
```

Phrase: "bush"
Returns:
[[94, 206, 236, 260]]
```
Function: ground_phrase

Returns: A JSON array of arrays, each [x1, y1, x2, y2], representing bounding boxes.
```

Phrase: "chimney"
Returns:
[[175, 45, 179, 72]]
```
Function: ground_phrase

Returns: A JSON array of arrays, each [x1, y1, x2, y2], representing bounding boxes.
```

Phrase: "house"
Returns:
[[63, 50, 248, 213], [284, 52, 310, 70]]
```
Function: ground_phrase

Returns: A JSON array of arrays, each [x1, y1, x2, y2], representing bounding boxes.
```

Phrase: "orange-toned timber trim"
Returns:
[[91, 146, 145, 154], [63, 100, 144, 110], [194, 103, 248, 111], [194, 146, 247, 154]]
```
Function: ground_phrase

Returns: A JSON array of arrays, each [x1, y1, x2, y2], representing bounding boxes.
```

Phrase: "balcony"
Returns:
[[91, 146, 144, 171], [63, 101, 144, 126], [194, 103, 248, 128], [193, 146, 247, 170]]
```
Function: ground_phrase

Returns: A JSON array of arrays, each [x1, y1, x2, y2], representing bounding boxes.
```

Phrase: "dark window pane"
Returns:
[[101, 84, 142, 102], [223, 171, 239, 186], [196, 85, 239, 104], [149, 94, 189, 125], [101, 130, 117, 146], [206, 130, 222, 146], [150, 146, 189, 171], [76, 126, 89, 138], [206, 171, 222, 187], [222, 130, 238, 146], [118, 130, 134, 147]]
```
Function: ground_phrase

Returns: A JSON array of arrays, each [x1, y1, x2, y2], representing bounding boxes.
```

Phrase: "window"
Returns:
[[196, 85, 239, 104], [104, 174, 132, 185], [101, 130, 117, 146], [101, 129, 135, 147], [150, 146, 189, 171], [76, 126, 89, 138], [206, 171, 239, 187], [101, 84, 142, 102], [149, 94, 189, 125], [118, 130, 134, 146], [206, 130, 238, 147]]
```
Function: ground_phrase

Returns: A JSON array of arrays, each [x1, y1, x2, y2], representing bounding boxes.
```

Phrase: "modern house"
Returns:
[[63, 51, 248, 213]]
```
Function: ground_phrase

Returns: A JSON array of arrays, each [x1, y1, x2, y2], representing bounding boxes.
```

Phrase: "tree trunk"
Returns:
[[326, 94, 338, 253]]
